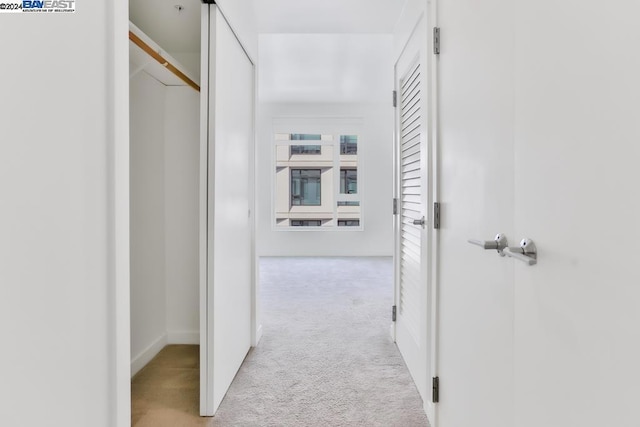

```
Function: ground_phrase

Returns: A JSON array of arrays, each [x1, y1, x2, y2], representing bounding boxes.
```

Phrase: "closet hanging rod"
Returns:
[[129, 31, 200, 92]]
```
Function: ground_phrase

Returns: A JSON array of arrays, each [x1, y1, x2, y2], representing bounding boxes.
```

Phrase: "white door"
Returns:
[[200, 4, 254, 416], [512, 3, 640, 426], [394, 13, 432, 413]]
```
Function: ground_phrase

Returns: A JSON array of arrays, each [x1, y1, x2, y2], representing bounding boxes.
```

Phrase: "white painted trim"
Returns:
[[109, 0, 131, 425], [428, 1, 440, 426], [130, 333, 168, 377], [254, 324, 263, 345], [167, 331, 200, 344], [199, 3, 212, 417]]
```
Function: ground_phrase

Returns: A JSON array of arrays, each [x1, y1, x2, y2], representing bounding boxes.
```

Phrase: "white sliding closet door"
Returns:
[[200, 3, 254, 416]]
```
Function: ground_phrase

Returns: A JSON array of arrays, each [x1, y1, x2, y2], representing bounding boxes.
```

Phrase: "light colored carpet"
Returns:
[[132, 257, 430, 426]]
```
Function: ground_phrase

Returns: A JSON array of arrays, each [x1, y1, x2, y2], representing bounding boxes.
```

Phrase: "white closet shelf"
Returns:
[[129, 22, 200, 92]]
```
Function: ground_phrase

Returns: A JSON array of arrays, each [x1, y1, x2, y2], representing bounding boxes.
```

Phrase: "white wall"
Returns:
[[165, 86, 201, 344], [130, 72, 200, 375], [0, 2, 128, 425], [257, 103, 394, 256], [130, 71, 169, 372]]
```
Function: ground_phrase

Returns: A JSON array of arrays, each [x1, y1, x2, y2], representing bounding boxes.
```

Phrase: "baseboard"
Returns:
[[253, 324, 263, 346], [130, 333, 167, 377], [167, 330, 200, 345], [424, 401, 436, 427]]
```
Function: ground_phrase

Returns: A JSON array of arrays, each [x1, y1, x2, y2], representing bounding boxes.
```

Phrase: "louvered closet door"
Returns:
[[394, 14, 430, 405], [400, 60, 422, 342]]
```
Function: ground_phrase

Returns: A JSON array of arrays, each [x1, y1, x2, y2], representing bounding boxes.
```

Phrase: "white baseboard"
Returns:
[[167, 330, 200, 345], [253, 324, 263, 346], [130, 333, 167, 377], [424, 401, 436, 427]]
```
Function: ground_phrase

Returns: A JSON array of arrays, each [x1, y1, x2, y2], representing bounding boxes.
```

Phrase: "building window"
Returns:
[[291, 134, 321, 140], [340, 135, 357, 154], [291, 220, 322, 227], [338, 220, 360, 227], [274, 123, 362, 230], [290, 145, 321, 155], [291, 169, 321, 206], [340, 168, 357, 194]]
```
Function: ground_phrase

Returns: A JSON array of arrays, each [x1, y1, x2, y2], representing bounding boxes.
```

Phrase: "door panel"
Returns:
[[513, 2, 640, 426], [436, 0, 516, 426], [394, 13, 430, 408], [200, 4, 254, 416]]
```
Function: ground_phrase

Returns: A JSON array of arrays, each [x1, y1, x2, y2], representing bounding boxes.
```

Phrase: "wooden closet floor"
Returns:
[[131, 345, 205, 427]]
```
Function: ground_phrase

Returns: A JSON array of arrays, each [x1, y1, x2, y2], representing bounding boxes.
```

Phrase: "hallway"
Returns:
[[132, 258, 428, 426]]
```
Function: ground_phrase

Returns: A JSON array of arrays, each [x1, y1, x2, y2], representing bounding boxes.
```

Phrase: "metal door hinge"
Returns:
[[432, 376, 440, 402], [393, 198, 398, 215], [392, 305, 397, 322], [392, 90, 398, 108], [433, 202, 441, 229], [433, 27, 441, 55]]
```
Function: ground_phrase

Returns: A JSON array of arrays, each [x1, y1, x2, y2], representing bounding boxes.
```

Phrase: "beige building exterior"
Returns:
[[274, 134, 361, 228]]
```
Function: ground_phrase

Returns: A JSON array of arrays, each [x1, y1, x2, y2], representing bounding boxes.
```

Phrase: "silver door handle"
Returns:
[[504, 238, 537, 266], [413, 216, 426, 227], [468, 233, 508, 256]]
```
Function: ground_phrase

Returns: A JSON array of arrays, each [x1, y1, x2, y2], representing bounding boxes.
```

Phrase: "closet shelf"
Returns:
[[129, 22, 200, 92]]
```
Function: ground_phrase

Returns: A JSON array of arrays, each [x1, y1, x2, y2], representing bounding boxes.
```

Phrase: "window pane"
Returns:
[[340, 135, 358, 154], [337, 201, 360, 207], [290, 134, 321, 140], [290, 145, 321, 155], [291, 220, 322, 227], [338, 220, 360, 227], [340, 168, 357, 194], [291, 169, 321, 206]]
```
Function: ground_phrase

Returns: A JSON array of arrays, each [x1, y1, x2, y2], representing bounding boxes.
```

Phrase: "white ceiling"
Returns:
[[259, 34, 394, 104], [129, 0, 407, 102], [129, 0, 407, 53], [254, 0, 407, 34], [129, 0, 201, 53]]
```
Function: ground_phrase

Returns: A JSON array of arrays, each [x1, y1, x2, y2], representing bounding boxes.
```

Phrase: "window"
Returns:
[[338, 220, 360, 227], [291, 134, 321, 140], [340, 169, 357, 194], [274, 123, 362, 230], [291, 220, 322, 227], [291, 169, 321, 206], [340, 135, 357, 154], [290, 145, 321, 155]]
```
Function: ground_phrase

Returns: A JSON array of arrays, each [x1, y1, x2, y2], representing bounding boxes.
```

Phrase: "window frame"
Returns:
[[272, 117, 364, 232], [290, 168, 322, 207]]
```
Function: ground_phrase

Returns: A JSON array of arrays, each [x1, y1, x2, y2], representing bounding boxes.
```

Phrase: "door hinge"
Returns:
[[433, 202, 441, 229], [392, 90, 398, 108], [393, 198, 398, 215], [432, 376, 440, 402], [433, 27, 441, 55], [392, 305, 397, 322]]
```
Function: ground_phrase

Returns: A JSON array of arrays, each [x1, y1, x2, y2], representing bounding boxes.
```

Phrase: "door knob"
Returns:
[[413, 216, 426, 228], [468, 233, 508, 256], [504, 238, 537, 266]]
